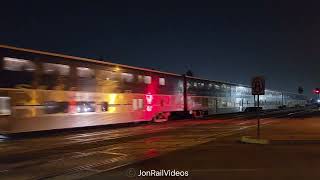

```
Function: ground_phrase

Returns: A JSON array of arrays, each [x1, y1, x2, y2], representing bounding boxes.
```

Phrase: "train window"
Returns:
[[144, 76, 151, 84], [121, 73, 134, 83], [187, 82, 191, 88], [132, 99, 144, 110], [138, 99, 144, 109], [77, 67, 96, 92], [138, 75, 144, 83], [133, 99, 138, 110], [96, 70, 119, 84], [0, 97, 11, 115], [3, 57, 36, 72], [101, 102, 108, 112], [203, 98, 209, 106], [77, 67, 94, 78], [43, 63, 69, 76], [44, 101, 69, 114], [40, 63, 69, 90], [221, 100, 227, 107], [96, 70, 109, 80], [159, 78, 165, 86], [0, 57, 35, 88], [96, 70, 119, 93], [76, 101, 96, 113]]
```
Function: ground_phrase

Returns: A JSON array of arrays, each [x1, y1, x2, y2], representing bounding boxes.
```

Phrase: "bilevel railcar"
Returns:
[[185, 77, 306, 116], [0, 45, 307, 133]]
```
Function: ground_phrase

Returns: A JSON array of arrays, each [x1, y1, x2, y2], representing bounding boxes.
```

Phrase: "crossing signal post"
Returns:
[[251, 76, 265, 139], [314, 88, 320, 99]]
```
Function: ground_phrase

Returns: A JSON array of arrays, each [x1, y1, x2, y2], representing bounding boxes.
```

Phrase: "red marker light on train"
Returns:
[[146, 94, 153, 104]]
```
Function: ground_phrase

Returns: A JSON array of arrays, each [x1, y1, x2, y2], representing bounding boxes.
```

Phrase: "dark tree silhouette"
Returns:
[[98, 56, 104, 61], [298, 86, 304, 94], [186, 70, 194, 77]]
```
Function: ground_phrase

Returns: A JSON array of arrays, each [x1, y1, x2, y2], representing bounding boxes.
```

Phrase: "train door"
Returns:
[[208, 97, 217, 115]]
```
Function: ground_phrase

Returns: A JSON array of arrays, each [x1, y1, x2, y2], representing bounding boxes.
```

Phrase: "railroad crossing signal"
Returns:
[[251, 76, 265, 140], [314, 88, 320, 99], [251, 77, 265, 95]]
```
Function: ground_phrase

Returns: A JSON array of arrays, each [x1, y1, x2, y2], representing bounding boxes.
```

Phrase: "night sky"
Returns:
[[1, 0, 319, 97]]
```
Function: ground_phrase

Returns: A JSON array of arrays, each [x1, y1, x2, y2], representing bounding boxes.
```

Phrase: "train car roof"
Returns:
[[0, 44, 182, 77], [186, 75, 250, 88], [0, 45, 249, 85], [187, 75, 306, 96]]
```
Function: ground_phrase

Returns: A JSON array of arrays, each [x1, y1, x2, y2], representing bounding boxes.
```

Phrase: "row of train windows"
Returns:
[[2, 57, 166, 86], [44, 101, 103, 114], [44, 99, 144, 114], [216, 100, 282, 108], [187, 82, 236, 92]]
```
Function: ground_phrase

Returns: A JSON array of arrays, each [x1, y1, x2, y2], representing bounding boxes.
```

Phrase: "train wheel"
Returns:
[[153, 112, 169, 123], [192, 110, 204, 119]]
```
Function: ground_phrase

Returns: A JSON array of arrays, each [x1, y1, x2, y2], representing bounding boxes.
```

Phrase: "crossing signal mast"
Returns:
[[251, 76, 265, 139], [314, 88, 320, 100]]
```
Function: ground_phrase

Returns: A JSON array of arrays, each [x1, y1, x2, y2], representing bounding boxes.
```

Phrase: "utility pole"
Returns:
[[314, 88, 320, 99], [183, 75, 188, 113], [257, 94, 260, 138]]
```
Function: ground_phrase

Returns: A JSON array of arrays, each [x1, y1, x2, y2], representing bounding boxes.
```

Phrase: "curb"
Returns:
[[240, 136, 320, 145], [271, 139, 320, 145], [240, 136, 269, 145]]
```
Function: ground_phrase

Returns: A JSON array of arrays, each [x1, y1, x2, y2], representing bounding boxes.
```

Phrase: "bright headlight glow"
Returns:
[[317, 99, 320, 103]]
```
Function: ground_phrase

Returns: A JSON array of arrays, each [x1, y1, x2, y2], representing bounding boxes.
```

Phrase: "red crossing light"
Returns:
[[314, 88, 320, 94]]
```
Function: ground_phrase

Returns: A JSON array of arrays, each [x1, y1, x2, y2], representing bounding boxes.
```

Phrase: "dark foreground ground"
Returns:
[[88, 109, 320, 180], [0, 108, 319, 180]]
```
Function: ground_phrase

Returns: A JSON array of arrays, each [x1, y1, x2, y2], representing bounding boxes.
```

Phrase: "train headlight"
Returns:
[[317, 99, 320, 103]]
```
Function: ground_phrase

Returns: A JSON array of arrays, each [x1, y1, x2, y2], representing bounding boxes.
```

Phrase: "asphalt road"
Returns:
[[0, 108, 316, 180]]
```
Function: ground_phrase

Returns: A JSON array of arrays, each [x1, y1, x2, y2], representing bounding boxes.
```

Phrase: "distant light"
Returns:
[[317, 99, 320, 103]]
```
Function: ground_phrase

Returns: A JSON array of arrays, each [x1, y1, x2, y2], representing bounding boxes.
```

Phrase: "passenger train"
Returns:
[[0, 45, 307, 133]]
